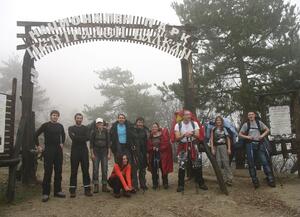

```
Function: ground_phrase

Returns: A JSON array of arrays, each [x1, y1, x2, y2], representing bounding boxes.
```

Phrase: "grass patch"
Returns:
[[0, 172, 40, 206]]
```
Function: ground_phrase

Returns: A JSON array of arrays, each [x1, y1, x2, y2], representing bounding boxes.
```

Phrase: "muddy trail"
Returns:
[[0, 159, 299, 217]]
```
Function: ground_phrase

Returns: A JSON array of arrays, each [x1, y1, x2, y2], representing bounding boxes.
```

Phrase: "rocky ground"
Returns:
[[0, 158, 299, 217]]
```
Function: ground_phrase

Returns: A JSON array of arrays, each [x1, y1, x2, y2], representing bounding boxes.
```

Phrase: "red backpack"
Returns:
[[170, 110, 205, 143]]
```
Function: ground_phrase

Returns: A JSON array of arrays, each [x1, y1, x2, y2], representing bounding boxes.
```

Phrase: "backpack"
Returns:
[[212, 127, 228, 145], [245, 119, 262, 135], [178, 120, 196, 132], [240, 119, 272, 154], [170, 110, 205, 143]]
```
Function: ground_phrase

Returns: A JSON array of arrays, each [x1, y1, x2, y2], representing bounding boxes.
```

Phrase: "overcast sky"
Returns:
[[0, 0, 299, 123]]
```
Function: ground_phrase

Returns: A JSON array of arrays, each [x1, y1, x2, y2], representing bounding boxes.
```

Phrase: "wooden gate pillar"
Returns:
[[181, 57, 196, 113], [180, 27, 228, 195], [20, 26, 37, 184]]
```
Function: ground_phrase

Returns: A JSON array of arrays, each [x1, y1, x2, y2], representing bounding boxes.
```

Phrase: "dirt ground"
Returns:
[[0, 158, 299, 217]]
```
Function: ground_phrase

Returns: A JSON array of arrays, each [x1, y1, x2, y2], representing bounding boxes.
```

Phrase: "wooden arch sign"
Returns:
[[15, 14, 229, 196], [17, 13, 193, 61]]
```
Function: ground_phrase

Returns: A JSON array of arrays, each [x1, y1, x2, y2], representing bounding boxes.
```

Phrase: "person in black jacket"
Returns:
[[35, 110, 66, 202], [68, 113, 92, 198], [131, 117, 149, 191], [110, 114, 136, 192], [110, 114, 133, 160]]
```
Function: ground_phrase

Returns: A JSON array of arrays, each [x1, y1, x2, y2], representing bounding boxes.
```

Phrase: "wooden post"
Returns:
[[20, 25, 37, 184], [181, 57, 196, 113], [180, 26, 228, 195]]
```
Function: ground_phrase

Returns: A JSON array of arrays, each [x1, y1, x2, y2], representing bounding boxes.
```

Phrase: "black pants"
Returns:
[[69, 146, 91, 193], [42, 147, 63, 195], [178, 152, 204, 188], [178, 167, 204, 187], [108, 176, 126, 194], [151, 152, 168, 187], [115, 145, 138, 188], [131, 152, 147, 189]]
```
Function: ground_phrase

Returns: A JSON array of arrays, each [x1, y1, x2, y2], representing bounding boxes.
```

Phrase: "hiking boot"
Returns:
[[267, 180, 276, 188], [123, 191, 131, 198], [70, 192, 76, 198], [42, 195, 49, 202], [176, 186, 184, 193], [253, 180, 260, 189], [102, 184, 110, 193], [93, 184, 99, 193], [114, 193, 121, 198], [84, 187, 93, 197], [199, 183, 208, 190], [54, 192, 66, 198], [130, 189, 137, 194], [141, 185, 148, 191], [162, 176, 169, 189]]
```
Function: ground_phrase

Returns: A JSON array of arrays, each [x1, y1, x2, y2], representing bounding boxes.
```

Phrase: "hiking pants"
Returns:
[[151, 151, 168, 187], [177, 150, 204, 187], [42, 146, 63, 195], [246, 142, 274, 183], [108, 176, 126, 194], [92, 147, 108, 185], [216, 144, 233, 182], [69, 146, 91, 193]]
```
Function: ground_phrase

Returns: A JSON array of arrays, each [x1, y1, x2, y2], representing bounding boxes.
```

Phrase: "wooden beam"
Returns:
[[16, 20, 181, 29], [17, 21, 49, 26]]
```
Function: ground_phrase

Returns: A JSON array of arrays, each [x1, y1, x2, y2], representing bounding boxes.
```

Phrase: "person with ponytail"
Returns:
[[108, 154, 133, 198]]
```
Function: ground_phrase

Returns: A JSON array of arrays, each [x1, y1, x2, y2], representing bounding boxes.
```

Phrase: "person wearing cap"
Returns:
[[68, 113, 92, 198], [90, 117, 111, 193]]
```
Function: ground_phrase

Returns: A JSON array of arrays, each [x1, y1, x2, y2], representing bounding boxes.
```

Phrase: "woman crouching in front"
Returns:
[[108, 154, 133, 198]]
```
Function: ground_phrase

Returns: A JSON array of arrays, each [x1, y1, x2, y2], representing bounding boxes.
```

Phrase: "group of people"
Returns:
[[35, 109, 276, 202]]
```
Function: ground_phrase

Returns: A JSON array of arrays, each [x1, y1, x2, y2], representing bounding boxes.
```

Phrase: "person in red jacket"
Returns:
[[108, 154, 133, 198], [147, 123, 173, 190]]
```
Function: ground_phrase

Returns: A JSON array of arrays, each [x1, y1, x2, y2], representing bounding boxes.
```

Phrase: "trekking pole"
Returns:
[[193, 139, 200, 195], [179, 140, 187, 196], [264, 142, 283, 188]]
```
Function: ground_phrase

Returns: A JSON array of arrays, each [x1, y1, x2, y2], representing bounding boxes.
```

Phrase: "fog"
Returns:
[[1, 0, 299, 124], [0, 0, 184, 124]]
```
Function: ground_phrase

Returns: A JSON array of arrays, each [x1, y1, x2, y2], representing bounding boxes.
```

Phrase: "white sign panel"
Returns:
[[0, 94, 6, 153], [269, 106, 292, 136]]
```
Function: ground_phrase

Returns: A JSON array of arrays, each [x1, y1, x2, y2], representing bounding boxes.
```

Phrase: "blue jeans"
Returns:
[[92, 147, 108, 185], [246, 142, 273, 183]]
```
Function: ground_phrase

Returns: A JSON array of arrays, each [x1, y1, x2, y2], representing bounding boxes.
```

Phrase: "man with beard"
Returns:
[[68, 113, 92, 197]]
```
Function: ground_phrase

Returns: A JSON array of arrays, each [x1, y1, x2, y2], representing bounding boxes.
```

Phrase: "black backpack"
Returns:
[[212, 127, 229, 145], [178, 121, 196, 132]]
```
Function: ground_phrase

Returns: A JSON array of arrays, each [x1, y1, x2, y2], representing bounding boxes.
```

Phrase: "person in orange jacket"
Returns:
[[108, 154, 134, 198]]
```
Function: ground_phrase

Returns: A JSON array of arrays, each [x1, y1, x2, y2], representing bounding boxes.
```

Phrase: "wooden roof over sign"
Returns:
[[17, 13, 196, 61]]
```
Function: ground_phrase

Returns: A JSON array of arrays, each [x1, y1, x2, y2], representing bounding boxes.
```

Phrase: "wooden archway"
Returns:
[[15, 13, 228, 195]]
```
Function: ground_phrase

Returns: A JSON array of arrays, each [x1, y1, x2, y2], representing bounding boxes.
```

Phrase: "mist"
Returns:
[[0, 0, 185, 125]]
